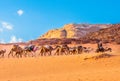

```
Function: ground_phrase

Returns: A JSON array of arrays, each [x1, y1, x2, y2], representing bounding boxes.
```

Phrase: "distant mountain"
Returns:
[[83, 24, 120, 44], [39, 24, 111, 38], [29, 24, 120, 45]]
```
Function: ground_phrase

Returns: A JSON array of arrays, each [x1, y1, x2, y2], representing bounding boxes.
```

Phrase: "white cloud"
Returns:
[[1, 21, 13, 30], [9, 36, 23, 43], [17, 9, 24, 16]]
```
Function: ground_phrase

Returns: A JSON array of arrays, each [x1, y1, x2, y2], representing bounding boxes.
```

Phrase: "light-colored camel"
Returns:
[[82, 47, 94, 53], [69, 45, 83, 54]]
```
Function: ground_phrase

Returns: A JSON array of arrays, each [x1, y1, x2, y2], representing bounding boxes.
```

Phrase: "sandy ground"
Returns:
[[0, 43, 120, 81]]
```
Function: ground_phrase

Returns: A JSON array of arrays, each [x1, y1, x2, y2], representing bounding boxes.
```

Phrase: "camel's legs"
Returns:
[[8, 51, 14, 58], [31, 51, 35, 57], [2, 53, 4, 58]]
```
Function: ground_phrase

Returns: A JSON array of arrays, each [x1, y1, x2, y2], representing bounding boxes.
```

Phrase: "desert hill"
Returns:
[[83, 24, 120, 44], [29, 24, 120, 45], [40, 24, 111, 38]]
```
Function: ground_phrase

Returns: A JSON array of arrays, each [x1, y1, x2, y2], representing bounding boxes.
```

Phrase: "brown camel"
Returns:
[[39, 45, 53, 56], [0, 49, 6, 58], [23, 45, 38, 57], [75, 45, 83, 54], [104, 47, 112, 52], [54, 44, 69, 55], [69, 47, 77, 55], [8, 44, 24, 58], [95, 47, 112, 53]]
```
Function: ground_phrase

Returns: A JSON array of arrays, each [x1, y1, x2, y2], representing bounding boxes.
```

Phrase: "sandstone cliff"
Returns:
[[83, 24, 120, 44], [40, 24, 111, 38]]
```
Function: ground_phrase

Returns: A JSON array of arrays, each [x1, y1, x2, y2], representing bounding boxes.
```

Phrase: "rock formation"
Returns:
[[40, 23, 111, 38]]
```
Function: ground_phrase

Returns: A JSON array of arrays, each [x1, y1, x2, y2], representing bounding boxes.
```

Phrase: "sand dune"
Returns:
[[0, 44, 120, 81]]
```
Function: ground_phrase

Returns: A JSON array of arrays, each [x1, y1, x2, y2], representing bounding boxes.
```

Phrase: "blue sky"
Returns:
[[0, 0, 120, 43]]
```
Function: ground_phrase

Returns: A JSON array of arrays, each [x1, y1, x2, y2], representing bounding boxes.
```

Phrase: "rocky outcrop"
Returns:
[[29, 24, 120, 45], [83, 24, 120, 44], [40, 24, 111, 38]]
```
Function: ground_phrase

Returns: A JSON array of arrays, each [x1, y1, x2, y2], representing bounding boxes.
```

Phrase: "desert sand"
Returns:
[[0, 43, 120, 81]]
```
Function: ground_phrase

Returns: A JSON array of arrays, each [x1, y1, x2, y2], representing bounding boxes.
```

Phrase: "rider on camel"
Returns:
[[97, 40, 103, 51]]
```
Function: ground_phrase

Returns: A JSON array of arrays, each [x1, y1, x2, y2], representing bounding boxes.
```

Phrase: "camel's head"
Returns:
[[13, 44, 19, 48], [3, 49, 6, 52]]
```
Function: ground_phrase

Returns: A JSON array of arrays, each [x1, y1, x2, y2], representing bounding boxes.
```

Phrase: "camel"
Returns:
[[75, 45, 83, 54], [8, 44, 24, 58], [0, 49, 6, 58], [82, 47, 94, 53], [69, 47, 76, 55], [95, 47, 112, 53], [39, 45, 53, 56], [23, 45, 38, 57], [54, 44, 69, 55], [69, 46, 84, 54], [104, 47, 112, 52]]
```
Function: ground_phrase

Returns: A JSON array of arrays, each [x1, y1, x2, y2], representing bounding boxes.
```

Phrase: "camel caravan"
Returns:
[[0, 40, 112, 58]]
